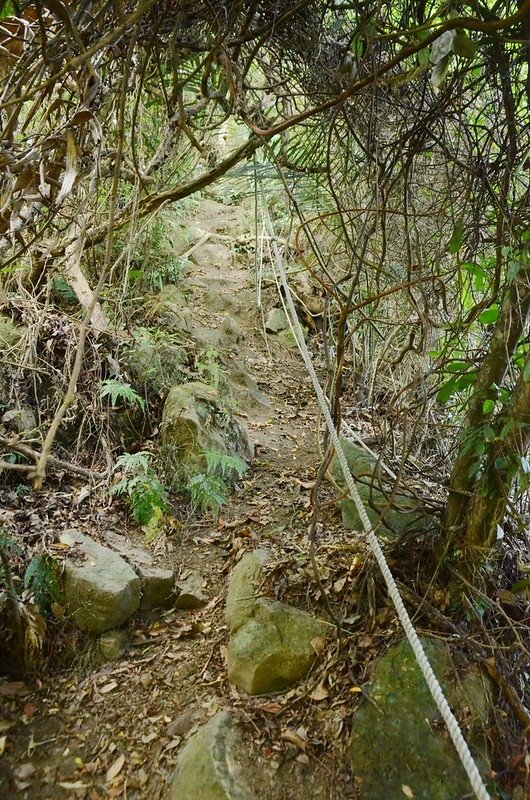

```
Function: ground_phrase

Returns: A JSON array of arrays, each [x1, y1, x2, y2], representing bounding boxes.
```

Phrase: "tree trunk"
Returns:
[[445, 263, 530, 555]]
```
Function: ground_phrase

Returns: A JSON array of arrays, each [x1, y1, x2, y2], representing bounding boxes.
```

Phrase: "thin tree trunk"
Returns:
[[445, 263, 530, 550]]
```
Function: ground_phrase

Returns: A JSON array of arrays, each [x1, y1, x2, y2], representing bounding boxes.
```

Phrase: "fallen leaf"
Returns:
[[280, 729, 307, 750], [310, 636, 326, 655], [0, 735, 6, 756], [0, 682, 30, 697], [14, 763, 35, 780], [23, 702, 37, 719], [141, 731, 157, 744], [0, 720, 14, 733], [402, 785, 414, 798], [106, 753, 125, 782], [310, 683, 329, 701], [58, 782, 89, 790], [99, 681, 118, 694]]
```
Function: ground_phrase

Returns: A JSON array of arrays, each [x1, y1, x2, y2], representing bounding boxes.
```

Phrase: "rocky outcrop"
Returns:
[[103, 531, 175, 611], [161, 381, 253, 485], [170, 710, 257, 800], [349, 638, 490, 800], [331, 439, 435, 539], [59, 530, 140, 632], [225, 551, 329, 695]]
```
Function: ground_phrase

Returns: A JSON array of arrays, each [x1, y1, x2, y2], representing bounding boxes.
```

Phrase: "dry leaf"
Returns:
[[58, 782, 89, 790], [99, 681, 118, 694], [310, 683, 329, 701], [106, 753, 125, 782], [141, 731, 157, 744], [402, 785, 414, 798], [310, 636, 326, 655], [0, 736, 6, 756], [280, 729, 307, 750]]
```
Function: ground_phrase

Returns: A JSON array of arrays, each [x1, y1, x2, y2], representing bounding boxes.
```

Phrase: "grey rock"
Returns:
[[103, 531, 175, 610], [265, 307, 288, 333], [331, 439, 435, 539], [225, 550, 269, 634], [59, 530, 140, 633], [227, 599, 328, 695], [139, 565, 175, 610], [99, 629, 129, 660], [350, 637, 491, 800], [175, 572, 208, 610], [170, 710, 256, 800]]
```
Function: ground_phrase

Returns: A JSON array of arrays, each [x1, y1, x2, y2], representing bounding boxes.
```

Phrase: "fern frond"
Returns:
[[100, 379, 146, 411]]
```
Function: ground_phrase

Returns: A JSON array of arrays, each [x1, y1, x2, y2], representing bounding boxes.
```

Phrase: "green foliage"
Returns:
[[111, 452, 170, 539], [0, 2, 15, 20], [100, 379, 146, 411], [187, 448, 247, 514], [196, 348, 224, 389], [123, 215, 184, 291], [125, 327, 188, 394], [24, 556, 61, 613]]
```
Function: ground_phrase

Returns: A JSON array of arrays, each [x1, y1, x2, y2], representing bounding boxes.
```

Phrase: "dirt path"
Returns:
[[1, 194, 354, 799]]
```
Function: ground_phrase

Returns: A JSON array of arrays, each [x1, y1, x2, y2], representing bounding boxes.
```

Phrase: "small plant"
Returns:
[[196, 348, 224, 389], [187, 448, 247, 514], [24, 555, 61, 614], [100, 379, 146, 411], [111, 451, 170, 539]]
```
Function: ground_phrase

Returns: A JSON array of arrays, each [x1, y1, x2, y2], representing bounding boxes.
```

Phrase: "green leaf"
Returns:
[[445, 360, 472, 373], [482, 399, 495, 414], [510, 577, 530, 594], [453, 32, 478, 59], [478, 305, 500, 325], [523, 360, 530, 382], [437, 378, 456, 404], [448, 220, 464, 253]]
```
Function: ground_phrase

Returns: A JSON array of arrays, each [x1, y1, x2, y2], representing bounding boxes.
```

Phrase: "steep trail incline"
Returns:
[[1, 193, 353, 799]]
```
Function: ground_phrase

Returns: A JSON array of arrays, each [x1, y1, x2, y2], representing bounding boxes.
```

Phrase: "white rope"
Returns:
[[263, 211, 491, 800]]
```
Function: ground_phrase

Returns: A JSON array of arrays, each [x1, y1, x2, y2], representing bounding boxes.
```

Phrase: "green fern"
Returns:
[[196, 348, 224, 389], [204, 448, 247, 481], [111, 452, 169, 537], [187, 449, 247, 514], [188, 473, 230, 513], [23, 556, 61, 613], [100, 379, 146, 411]]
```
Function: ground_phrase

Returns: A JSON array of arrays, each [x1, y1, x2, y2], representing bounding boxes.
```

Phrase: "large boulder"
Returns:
[[170, 710, 256, 800], [331, 439, 435, 539], [59, 530, 140, 632], [227, 599, 327, 695], [350, 638, 490, 800], [225, 550, 329, 695], [161, 381, 253, 485]]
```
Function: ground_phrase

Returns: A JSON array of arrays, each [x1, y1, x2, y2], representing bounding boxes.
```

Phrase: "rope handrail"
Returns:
[[260, 205, 491, 800]]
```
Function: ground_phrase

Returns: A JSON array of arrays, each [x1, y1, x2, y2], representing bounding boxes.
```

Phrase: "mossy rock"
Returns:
[[331, 439, 435, 539], [227, 599, 328, 695], [161, 381, 253, 486], [350, 638, 491, 800]]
